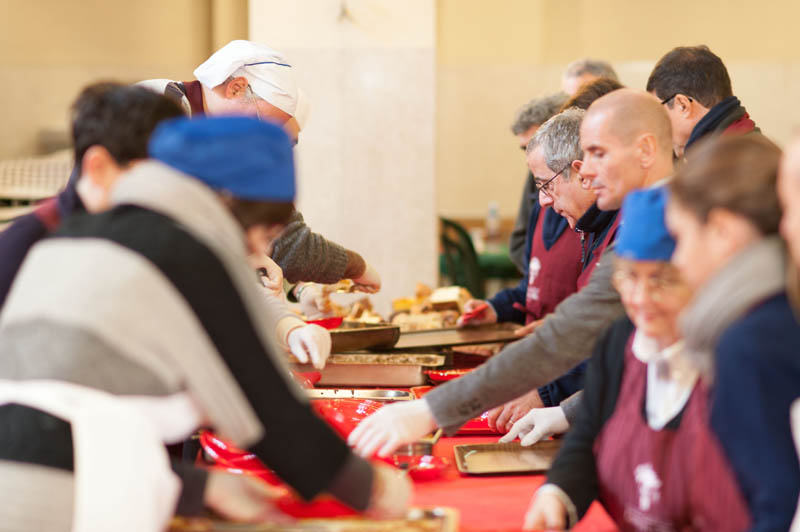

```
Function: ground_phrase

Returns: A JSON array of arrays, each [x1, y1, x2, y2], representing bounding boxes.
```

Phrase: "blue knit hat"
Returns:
[[616, 186, 675, 261], [149, 116, 295, 202]]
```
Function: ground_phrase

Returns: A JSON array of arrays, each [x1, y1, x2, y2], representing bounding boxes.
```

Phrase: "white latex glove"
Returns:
[[523, 489, 568, 531], [364, 463, 413, 519], [456, 299, 498, 327], [352, 263, 381, 293], [204, 470, 292, 524], [499, 406, 569, 446], [348, 399, 437, 458], [250, 253, 285, 301], [296, 283, 330, 320], [287, 324, 331, 369]]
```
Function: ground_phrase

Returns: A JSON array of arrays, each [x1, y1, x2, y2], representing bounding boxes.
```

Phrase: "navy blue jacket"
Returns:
[[536, 204, 619, 406], [489, 200, 570, 324], [0, 168, 81, 310], [711, 293, 800, 532]]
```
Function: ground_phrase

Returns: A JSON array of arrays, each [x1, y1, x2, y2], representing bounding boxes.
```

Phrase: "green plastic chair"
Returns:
[[439, 217, 486, 299]]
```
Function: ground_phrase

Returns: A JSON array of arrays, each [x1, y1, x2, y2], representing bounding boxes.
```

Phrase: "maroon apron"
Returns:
[[593, 339, 750, 531], [577, 216, 620, 289], [523, 214, 583, 324]]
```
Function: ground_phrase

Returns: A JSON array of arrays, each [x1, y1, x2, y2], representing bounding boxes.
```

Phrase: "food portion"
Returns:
[[390, 284, 472, 332]]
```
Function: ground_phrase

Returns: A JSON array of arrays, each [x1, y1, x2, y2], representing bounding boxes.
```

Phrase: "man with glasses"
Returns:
[[646, 45, 759, 158], [508, 93, 568, 272], [348, 90, 675, 458]]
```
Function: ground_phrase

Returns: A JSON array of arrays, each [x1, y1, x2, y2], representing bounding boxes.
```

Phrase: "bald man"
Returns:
[[347, 90, 677, 457]]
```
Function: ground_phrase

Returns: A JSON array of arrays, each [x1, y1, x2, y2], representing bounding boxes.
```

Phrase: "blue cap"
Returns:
[[149, 116, 295, 202], [616, 187, 676, 261]]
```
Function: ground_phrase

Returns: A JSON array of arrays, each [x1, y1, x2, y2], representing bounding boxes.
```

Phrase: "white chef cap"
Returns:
[[194, 40, 299, 117]]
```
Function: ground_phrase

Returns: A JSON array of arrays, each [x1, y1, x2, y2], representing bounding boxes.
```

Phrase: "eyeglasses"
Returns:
[[611, 269, 684, 302], [534, 163, 570, 198], [247, 86, 263, 121], [660, 94, 693, 106]]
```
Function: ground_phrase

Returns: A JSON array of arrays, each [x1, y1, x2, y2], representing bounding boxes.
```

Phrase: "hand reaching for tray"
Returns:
[[499, 406, 569, 446], [348, 399, 437, 458]]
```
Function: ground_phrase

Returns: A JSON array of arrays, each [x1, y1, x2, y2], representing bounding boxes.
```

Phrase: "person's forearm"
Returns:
[[425, 247, 624, 434], [559, 391, 584, 425], [342, 249, 366, 280]]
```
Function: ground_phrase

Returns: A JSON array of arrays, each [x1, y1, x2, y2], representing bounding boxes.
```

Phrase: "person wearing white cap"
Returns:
[[139, 40, 381, 299]]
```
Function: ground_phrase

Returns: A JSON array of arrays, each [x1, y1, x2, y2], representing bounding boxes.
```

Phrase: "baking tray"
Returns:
[[169, 507, 458, 532], [453, 440, 562, 475], [393, 323, 519, 351], [306, 389, 414, 401], [330, 324, 400, 352]]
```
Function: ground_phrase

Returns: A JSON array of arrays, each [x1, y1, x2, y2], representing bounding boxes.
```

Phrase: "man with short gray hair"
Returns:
[[508, 92, 568, 272], [562, 58, 619, 96]]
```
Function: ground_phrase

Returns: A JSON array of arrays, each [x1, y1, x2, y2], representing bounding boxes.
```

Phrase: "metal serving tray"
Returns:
[[306, 389, 414, 401], [330, 324, 401, 353], [453, 440, 562, 475], [393, 322, 520, 351], [169, 507, 458, 532]]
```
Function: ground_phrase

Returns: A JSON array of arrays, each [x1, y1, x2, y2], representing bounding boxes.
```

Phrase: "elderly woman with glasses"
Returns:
[[523, 186, 749, 531]]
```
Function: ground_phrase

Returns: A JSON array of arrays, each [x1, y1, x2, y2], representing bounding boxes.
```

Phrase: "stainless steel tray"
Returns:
[[306, 389, 414, 401], [453, 440, 562, 475], [170, 507, 458, 532]]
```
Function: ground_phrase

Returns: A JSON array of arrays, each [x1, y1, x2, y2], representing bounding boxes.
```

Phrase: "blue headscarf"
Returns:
[[616, 186, 676, 261], [149, 116, 295, 202]]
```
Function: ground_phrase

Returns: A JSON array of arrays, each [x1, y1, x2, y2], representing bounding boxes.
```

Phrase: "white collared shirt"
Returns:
[[632, 331, 699, 430]]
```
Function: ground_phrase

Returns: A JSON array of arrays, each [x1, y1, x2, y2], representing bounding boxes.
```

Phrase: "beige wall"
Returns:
[[437, 0, 800, 219], [0, 0, 247, 159], [249, 0, 438, 315]]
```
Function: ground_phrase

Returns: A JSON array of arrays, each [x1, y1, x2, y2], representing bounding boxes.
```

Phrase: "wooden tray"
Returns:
[[393, 323, 519, 351], [170, 507, 458, 531], [453, 440, 562, 475]]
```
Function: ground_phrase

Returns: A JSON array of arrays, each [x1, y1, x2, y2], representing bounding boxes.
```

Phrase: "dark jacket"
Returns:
[[684, 96, 758, 153], [0, 167, 82, 310], [509, 171, 537, 273], [537, 204, 619, 406], [489, 200, 570, 324], [710, 293, 800, 532]]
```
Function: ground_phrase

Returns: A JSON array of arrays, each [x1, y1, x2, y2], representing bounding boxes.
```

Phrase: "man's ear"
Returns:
[[571, 159, 582, 174], [224, 76, 250, 99], [636, 133, 658, 169], [674, 94, 693, 118], [81, 145, 117, 185]]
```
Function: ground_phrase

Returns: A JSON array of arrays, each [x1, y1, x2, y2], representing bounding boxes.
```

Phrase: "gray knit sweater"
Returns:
[[272, 211, 350, 284]]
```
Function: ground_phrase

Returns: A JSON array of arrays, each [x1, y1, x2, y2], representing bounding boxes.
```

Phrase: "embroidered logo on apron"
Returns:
[[526, 256, 542, 302], [634, 463, 662, 511]]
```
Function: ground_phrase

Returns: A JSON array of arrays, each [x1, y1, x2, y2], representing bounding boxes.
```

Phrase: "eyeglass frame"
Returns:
[[660, 93, 693, 106], [533, 163, 571, 198], [611, 268, 685, 303]]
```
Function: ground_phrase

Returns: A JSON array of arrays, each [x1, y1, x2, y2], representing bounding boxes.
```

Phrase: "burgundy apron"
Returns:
[[523, 214, 583, 324], [593, 340, 750, 531], [577, 216, 620, 289]]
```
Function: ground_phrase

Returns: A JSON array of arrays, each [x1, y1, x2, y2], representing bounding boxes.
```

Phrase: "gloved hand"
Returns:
[[249, 253, 286, 301], [499, 406, 569, 446], [287, 324, 332, 369], [364, 463, 413, 519], [523, 489, 568, 531], [487, 389, 545, 433], [296, 283, 330, 320], [352, 263, 381, 293], [204, 470, 291, 524], [456, 299, 498, 327], [348, 399, 437, 458]]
